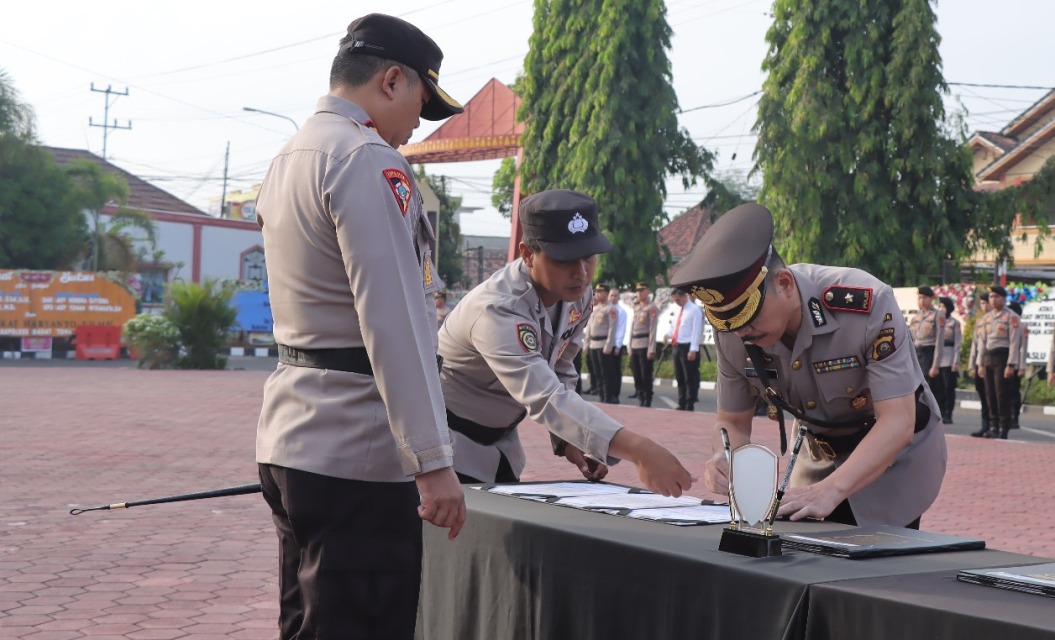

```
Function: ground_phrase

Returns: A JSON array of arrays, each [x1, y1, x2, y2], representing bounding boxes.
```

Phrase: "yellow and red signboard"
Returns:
[[0, 270, 136, 338]]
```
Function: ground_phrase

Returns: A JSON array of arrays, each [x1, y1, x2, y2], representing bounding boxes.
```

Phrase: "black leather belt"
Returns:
[[446, 409, 524, 446], [812, 385, 930, 456], [278, 344, 372, 376], [632, 333, 650, 338], [943, 340, 955, 346], [590, 335, 607, 340]]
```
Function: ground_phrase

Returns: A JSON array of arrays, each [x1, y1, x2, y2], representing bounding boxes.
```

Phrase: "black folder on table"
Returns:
[[781, 526, 985, 559], [957, 562, 1055, 598]]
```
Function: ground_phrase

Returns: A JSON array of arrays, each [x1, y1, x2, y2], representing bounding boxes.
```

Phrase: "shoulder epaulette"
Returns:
[[822, 286, 873, 313]]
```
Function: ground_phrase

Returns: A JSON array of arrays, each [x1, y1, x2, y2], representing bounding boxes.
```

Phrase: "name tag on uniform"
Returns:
[[745, 368, 778, 379]]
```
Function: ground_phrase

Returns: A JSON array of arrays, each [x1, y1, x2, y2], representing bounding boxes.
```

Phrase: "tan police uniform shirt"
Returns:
[[255, 95, 454, 482], [974, 308, 1024, 369], [588, 300, 617, 352], [937, 316, 962, 368], [968, 313, 987, 374], [438, 260, 623, 482], [715, 264, 947, 526], [907, 305, 949, 347], [629, 300, 660, 356]]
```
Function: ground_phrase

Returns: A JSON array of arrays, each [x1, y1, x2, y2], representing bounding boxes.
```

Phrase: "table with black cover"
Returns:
[[416, 487, 1054, 640]]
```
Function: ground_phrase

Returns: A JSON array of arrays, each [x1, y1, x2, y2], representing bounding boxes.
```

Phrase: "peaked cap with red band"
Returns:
[[671, 203, 774, 332]]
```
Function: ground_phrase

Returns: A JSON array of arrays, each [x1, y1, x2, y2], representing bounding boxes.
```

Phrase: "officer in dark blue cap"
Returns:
[[436, 189, 695, 497], [671, 203, 947, 529]]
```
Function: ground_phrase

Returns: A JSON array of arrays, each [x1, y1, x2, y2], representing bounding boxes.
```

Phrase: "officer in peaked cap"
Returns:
[[629, 281, 660, 406], [671, 203, 947, 529], [437, 188, 694, 496]]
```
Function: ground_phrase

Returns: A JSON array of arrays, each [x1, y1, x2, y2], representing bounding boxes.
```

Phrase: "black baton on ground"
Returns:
[[69, 483, 262, 515]]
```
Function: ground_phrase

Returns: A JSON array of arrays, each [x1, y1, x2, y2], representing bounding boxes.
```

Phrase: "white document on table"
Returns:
[[555, 493, 703, 510], [485, 482, 632, 499], [625, 504, 730, 524]]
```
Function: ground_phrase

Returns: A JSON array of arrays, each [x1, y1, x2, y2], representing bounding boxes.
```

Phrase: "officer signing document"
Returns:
[[439, 189, 694, 496], [673, 203, 946, 528]]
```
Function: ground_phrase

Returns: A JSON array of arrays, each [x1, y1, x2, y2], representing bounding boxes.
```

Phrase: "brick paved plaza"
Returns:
[[2, 367, 1053, 638]]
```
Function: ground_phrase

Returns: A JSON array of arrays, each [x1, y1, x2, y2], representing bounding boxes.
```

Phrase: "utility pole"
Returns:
[[88, 83, 131, 160], [219, 142, 230, 218]]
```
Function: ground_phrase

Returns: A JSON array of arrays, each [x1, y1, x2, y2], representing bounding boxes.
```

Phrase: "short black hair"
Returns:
[[522, 236, 543, 255], [330, 46, 420, 90], [763, 248, 787, 289]]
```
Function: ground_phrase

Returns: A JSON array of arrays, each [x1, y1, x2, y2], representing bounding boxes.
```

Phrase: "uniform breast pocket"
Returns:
[[818, 371, 871, 415]]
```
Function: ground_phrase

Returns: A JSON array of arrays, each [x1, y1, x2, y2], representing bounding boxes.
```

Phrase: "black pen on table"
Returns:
[[766, 424, 808, 530], [719, 428, 735, 523]]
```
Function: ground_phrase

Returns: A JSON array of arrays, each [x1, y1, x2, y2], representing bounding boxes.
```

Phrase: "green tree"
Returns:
[[755, 0, 977, 285], [518, 0, 712, 286], [491, 156, 517, 218], [64, 158, 157, 273], [415, 167, 464, 289], [698, 170, 762, 219], [0, 70, 88, 269], [165, 278, 237, 370]]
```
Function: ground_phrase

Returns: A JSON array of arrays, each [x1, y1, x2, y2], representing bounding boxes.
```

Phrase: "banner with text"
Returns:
[[0, 270, 136, 338]]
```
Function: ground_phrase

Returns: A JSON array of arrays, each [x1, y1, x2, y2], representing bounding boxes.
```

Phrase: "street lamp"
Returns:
[[242, 106, 299, 131]]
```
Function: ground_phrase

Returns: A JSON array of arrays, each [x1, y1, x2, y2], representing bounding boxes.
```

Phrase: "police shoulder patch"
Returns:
[[822, 286, 873, 313], [517, 323, 539, 353], [383, 168, 412, 216], [871, 327, 896, 361]]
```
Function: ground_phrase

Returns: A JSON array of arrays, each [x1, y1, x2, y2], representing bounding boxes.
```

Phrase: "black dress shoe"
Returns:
[[970, 429, 989, 438], [628, 391, 639, 399]]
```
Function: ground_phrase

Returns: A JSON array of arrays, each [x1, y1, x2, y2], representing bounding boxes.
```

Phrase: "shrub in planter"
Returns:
[[123, 313, 180, 369], [165, 279, 237, 370]]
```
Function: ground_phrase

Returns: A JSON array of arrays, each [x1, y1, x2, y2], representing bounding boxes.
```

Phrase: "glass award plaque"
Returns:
[[719, 443, 783, 557]]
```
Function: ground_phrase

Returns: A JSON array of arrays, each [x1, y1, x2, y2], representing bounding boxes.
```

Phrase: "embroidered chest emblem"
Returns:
[[812, 356, 861, 374], [569, 309, 583, 325]]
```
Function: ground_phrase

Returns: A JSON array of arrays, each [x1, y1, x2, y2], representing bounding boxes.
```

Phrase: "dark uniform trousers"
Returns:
[[982, 348, 1016, 436], [973, 372, 990, 432], [915, 346, 945, 416], [587, 346, 608, 400], [602, 348, 624, 404], [259, 464, 422, 640], [673, 343, 700, 410], [630, 346, 654, 406]]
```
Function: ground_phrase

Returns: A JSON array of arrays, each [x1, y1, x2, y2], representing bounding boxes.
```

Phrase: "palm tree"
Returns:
[[64, 158, 158, 272]]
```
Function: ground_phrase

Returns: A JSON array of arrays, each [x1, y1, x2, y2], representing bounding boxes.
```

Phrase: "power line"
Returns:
[[679, 90, 762, 114], [949, 82, 1053, 91]]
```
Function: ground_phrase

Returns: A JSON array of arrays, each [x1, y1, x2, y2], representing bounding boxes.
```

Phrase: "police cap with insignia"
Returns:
[[670, 203, 774, 332], [520, 189, 613, 261], [990, 285, 1008, 298], [339, 13, 464, 121], [917, 285, 935, 297], [634, 281, 651, 292], [593, 283, 610, 293]]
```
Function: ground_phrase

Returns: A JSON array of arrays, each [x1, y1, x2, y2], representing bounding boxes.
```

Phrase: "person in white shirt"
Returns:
[[669, 288, 703, 411], [604, 287, 628, 404]]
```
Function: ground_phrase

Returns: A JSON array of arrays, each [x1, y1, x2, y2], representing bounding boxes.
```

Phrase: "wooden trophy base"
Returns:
[[719, 527, 783, 557]]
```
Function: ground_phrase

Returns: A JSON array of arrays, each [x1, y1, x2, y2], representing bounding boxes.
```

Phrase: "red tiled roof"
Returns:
[[43, 146, 207, 216], [400, 78, 523, 164], [659, 205, 713, 261]]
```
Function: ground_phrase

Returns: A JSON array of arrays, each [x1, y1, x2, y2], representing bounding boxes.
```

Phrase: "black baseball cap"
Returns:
[[671, 203, 773, 331], [519, 190, 612, 261], [340, 13, 464, 121]]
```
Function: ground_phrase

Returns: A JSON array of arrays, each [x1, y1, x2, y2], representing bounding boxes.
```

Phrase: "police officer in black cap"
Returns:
[[973, 285, 1024, 439], [438, 189, 694, 495], [909, 285, 946, 412], [672, 203, 947, 528], [255, 13, 465, 640]]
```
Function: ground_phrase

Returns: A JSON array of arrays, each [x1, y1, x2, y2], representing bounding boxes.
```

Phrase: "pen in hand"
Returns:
[[719, 428, 736, 523], [767, 424, 808, 528]]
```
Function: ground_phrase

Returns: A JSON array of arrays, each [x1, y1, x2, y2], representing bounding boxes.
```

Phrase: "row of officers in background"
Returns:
[[908, 285, 1026, 440]]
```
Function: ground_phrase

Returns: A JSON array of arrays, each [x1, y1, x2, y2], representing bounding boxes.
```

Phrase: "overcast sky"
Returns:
[[3, 0, 1051, 236]]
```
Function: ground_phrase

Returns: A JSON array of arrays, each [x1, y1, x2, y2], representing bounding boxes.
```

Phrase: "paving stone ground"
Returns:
[[2, 367, 1052, 638]]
